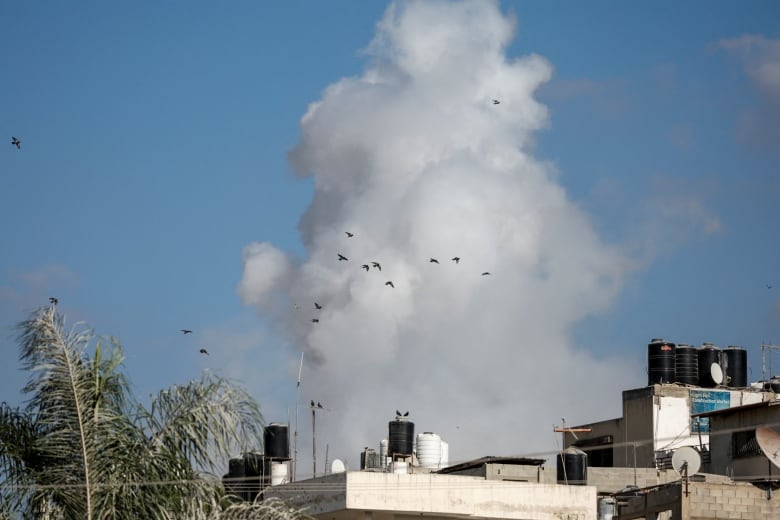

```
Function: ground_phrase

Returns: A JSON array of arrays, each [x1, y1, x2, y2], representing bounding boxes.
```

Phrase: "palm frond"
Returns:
[[143, 373, 265, 473]]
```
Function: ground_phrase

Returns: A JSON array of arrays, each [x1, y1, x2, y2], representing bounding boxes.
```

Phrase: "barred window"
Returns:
[[732, 429, 762, 459]]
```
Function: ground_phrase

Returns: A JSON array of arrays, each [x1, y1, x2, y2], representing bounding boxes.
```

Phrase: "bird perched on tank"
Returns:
[[310, 400, 315, 407], [49, 297, 58, 305], [317, 402, 323, 409]]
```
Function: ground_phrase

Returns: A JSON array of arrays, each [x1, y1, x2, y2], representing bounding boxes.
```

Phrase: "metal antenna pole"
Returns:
[[312, 406, 317, 478], [293, 352, 303, 482]]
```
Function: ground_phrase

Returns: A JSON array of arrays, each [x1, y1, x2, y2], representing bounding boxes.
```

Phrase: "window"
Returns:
[[732, 429, 762, 459]]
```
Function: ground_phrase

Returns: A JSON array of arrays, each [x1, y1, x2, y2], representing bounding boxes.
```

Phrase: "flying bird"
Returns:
[[48, 297, 58, 305], [361, 264, 370, 271], [492, 99, 500, 105], [385, 281, 394, 288], [451, 257, 460, 264], [372, 261, 381, 271], [345, 232, 354, 238], [314, 302, 322, 309], [429, 258, 439, 264], [481, 272, 491, 276], [312, 318, 319, 323], [767, 285, 773, 290], [199, 348, 209, 356], [180, 329, 193, 334], [338, 254, 348, 261], [11, 136, 20, 149]]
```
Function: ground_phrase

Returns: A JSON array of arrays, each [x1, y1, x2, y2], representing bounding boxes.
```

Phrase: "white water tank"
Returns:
[[270, 462, 288, 485], [380, 439, 390, 470], [416, 432, 442, 469], [440, 440, 449, 468]]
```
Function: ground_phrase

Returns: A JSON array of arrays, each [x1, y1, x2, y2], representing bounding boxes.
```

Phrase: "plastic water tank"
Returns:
[[648, 339, 676, 385], [388, 419, 414, 456], [675, 344, 699, 385], [557, 447, 588, 485], [416, 432, 442, 469]]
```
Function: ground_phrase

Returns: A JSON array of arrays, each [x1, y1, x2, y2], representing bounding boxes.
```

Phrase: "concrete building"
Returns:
[[264, 469, 597, 520], [695, 399, 780, 483], [564, 384, 775, 470]]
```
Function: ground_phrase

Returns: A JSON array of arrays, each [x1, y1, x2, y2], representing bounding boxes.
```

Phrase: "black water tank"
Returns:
[[675, 344, 699, 385], [724, 346, 747, 388], [388, 420, 414, 456], [648, 339, 676, 385], [557, 447, 588, 485], [360, 449, 380, 470], [264, 423, 290, 460], [223, 457, 247, 501], [698, 344, 721, 387], [242, 452, 269, 501]]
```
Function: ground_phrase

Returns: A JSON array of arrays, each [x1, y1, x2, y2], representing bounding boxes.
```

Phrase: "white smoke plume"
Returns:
[[239, 0, 638, 470]]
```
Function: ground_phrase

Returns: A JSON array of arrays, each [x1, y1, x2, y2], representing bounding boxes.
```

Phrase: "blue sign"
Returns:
[[690, 390, 730, 433]]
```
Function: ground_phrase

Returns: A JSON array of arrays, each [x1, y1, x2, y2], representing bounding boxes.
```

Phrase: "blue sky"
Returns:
[[2, 1, 779, 473]]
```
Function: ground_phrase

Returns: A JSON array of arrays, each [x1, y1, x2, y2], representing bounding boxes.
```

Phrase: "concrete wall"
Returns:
[[587, 467, 678, 494], [484, 463, 555, 484], [267, 471, 597, 520], [688, 481, 780, 520]]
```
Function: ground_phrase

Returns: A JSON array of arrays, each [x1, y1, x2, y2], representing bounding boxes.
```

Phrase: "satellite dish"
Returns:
[[331, 458, 346, 474], [756, 426, 780, 469], [710, 363, 724, 385], [672, 446, 701, 476]]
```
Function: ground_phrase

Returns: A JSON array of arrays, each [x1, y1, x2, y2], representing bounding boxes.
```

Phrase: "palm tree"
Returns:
[[0, 307, 303, 519]]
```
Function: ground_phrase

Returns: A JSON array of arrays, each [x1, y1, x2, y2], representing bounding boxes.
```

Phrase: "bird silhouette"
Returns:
[[11, 136, 20, 149], [314, 302, 322, 309], [361, 264, 370, 271], [403, 411, 409, 417], [481, 272, 491, 276], [180, 329, 193, 334], [338, 254, 348, 261], [768, 285, 773, 290], [396, 410, 401, 416], [345, 232, 354, 238], [372, 261, 381, 271], [429, 258, 439, 264], [385, 281, 394, 288], [312, 318, 319, 323], [492, 99, 500, 105], [317, 402, 323, 409], [310, 400, 315, 407], [451, 257, 460, 264], [199, 348, 209, 356], [49, 297, 58, 305]]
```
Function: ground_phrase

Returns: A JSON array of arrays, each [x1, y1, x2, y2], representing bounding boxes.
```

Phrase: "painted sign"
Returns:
[[690, 389, 731, 433]]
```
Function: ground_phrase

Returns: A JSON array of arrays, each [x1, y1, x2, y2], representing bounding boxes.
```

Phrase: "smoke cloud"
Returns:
[[239, 0, 638, 469]]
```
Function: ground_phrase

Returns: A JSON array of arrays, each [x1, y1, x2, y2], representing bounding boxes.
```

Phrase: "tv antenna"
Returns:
[[672, 446, 701, 497]]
